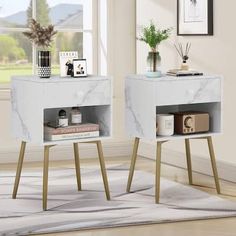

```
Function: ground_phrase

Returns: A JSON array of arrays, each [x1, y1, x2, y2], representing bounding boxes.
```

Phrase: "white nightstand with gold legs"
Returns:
[[125, 74, 223, 203], [11, 75, 113, 211], [12, 140, 110, 211], [126, 136, 221, 203]]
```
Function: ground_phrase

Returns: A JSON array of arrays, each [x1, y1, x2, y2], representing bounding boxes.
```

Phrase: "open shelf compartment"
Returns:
[[156, 102, 222, 141], [43, 105, 111, 143]]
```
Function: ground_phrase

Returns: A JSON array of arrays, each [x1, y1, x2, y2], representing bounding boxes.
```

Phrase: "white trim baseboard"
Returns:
[[0, 140, 133, 164], [138, 140, 236, 183]]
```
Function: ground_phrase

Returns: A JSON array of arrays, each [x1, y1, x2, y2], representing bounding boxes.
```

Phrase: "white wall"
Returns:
[[136, 0, 178, 73], [136, 0, 236, 165], [107, 0, 136, 141]]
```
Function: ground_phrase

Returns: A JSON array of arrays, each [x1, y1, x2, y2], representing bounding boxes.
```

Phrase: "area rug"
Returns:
[[0, 165, 236, 236]]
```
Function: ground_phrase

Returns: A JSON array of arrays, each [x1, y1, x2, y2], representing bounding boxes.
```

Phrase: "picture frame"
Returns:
[[177, 0, 213, 36], [73, 59, 87, 77], [59, 51, 78, 77]]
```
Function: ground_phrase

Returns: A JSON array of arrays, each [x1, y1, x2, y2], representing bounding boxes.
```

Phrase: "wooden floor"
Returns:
[[1, 156, 236, 236]]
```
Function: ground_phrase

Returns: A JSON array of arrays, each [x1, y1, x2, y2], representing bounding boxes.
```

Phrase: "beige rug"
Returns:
[[0, 165, 236, 235]]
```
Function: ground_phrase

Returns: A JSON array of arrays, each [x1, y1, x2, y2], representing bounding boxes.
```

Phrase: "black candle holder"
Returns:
[[38, 51, 51, 78]]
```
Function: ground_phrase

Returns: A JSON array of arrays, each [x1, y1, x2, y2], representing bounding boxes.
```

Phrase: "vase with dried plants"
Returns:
[[174, 42, 191, 71], [137, 21, 172, 77], [23, 19, 57, 78]]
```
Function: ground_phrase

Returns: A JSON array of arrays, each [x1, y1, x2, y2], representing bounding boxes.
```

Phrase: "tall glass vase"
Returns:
[[37, 50, 51, 78], [146, 51, 161, 78]]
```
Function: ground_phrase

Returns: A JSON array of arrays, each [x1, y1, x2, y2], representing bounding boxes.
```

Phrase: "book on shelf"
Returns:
[[44, 131, 100, 141], [44, 123, 99, 135], [166, 69, 203, 77]]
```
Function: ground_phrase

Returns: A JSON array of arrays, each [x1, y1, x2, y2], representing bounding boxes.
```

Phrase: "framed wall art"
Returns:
[[177, 0, 213, 36]]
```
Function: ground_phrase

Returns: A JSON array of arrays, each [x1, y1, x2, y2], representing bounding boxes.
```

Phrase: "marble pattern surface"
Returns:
[[11, 79, 44, 144], [125, 78, 156, 140], [43, 79, 111, 108], [155, 78, 221, 106], [0, 165, 236, 235], [11, 86, 31, 141]]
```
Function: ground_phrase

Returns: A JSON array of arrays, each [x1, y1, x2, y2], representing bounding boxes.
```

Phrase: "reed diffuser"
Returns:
[[174, 42, 191, 71]]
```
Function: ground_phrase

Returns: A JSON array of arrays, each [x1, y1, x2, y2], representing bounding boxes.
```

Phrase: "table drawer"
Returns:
[[155, 78, 221, 106], [43, 80, 111, 108]]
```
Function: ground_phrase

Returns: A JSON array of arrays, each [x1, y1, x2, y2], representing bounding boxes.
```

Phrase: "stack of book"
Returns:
[[167, 69, 203, 77], [44, 123, 99, 141]]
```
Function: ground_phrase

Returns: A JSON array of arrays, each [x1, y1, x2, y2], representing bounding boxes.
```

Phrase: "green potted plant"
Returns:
[[137, 21, 172, 77]]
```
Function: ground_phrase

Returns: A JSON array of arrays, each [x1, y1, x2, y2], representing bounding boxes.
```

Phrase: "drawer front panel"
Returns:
[[155, 79, 221, 106], [44, 80, 111, 108]]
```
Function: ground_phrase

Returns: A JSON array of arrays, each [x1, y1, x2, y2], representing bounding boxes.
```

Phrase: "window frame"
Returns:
[[0, 0, 99, 90]]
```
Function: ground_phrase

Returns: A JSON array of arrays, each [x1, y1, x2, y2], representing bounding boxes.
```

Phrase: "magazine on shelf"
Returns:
[[44, 131, 100, 141], [44, 123, 99, 135]]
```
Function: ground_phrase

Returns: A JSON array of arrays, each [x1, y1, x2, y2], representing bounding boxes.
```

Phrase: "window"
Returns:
[[0, 0, 97, 84]]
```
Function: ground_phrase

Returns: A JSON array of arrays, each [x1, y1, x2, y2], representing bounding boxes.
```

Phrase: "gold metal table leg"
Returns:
[[12, 141, 26, 199], [73, 143, 82, 191], [126, 137, 140, 193], [155, 141, 163, 204], [207, 136, 221, 194], [185, 139, 193, 185], [43, 145, 54, 211], [96, 140, 111, 200]]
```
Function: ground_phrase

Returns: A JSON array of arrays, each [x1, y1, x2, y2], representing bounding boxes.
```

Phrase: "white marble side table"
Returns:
[[11, 75, 112, 210], [125, 74, 222, 203]]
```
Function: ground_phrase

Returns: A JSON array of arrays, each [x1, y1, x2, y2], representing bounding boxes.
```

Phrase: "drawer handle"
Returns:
[[186, 89, 194, 96], [75, 91, 84, 98]]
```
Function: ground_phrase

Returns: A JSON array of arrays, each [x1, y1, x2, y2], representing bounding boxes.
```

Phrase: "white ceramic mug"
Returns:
[[156, 114, 174, 136]]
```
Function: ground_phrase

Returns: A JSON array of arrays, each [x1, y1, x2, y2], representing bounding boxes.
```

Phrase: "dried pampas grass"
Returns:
[[23, 19, 57, 48]]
